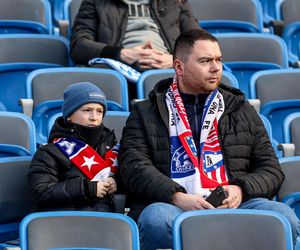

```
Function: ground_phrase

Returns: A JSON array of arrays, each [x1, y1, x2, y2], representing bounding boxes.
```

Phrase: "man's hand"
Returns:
[[120, 42, 153, 65], [96, 181, 110, 198], [172, 192, 215, 211], [139, 51, 173, 69], [120, 41, 173, 69], [218, 185, 243, 209]]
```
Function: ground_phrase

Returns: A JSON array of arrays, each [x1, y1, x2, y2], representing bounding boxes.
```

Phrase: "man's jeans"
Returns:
[[138, 198, 300, 250]]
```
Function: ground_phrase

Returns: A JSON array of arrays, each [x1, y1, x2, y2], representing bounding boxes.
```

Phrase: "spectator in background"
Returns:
[[28, 82, 121, 212], [70, 0, 199, 71], [119, 29, 300, 250]]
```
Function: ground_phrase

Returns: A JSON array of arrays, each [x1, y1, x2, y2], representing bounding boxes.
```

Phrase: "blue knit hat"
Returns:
[[62, 82, 107, 119]]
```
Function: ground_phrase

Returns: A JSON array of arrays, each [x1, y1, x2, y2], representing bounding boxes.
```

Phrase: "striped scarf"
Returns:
[[166, 78, 228, 197], [53, 137, 118, 182]]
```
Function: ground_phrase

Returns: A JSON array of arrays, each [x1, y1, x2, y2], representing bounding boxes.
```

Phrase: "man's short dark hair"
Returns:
[[173, 29, 219, 62]]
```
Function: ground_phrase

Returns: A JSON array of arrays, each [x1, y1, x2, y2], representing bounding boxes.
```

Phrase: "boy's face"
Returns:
[[68, 103, 104, 127]]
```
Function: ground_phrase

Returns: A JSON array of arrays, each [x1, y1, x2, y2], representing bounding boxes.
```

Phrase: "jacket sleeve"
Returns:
[[28, 146, 97, 207], [119, 103, 186, 204], [230, 105, 285, 201], [70, 0, 122, 65]]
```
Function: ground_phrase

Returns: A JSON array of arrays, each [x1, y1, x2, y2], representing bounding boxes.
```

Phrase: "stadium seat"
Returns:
[[19, 211, 139, 250], [136, 69, 239, 100], [277, 156, 300, 202], [258, 0, 277, 24], [173, 209, 293, 250], [216, 33, 289, 99], [276, 0, 300, 64], [189, 0, 264, 33], [250, 69, 300, 145], [0, 0, 52, 34], [280, 112, 300, 157], [23, 67, 129, 145], [0, 156, 32, 244], [0, 34, 70, 112], [0, 111, 36, 157]]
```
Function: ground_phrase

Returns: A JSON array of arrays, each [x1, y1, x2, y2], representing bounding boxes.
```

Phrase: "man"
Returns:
[[119, 29, 300, 249], [70, 0, 199, 71]]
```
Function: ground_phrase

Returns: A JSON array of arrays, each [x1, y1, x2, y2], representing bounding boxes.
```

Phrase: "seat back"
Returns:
[[258, 0, 277, 23], [277, 0, 300, 25], [216, 33, 289, 98], [250, 69, 300, 143], [103, 111, 130, 143], [20, 211, 139, 250], [0, 0, 52, 34], [276, 0, 300, 63], [26, 67, 128, 145], [27, 67, 128, 110], [189, 0, 264, 33], [278, 156, 300, 201], [283, 112, 300, 156], [137, 69, 239, 100], [173, 209, 293, 250], [0, 63, 59, 112], [0, 156, 32, 242], [0, 34, 70, 66], [0, 111, 36, 156], [250, 69, 300, 106]]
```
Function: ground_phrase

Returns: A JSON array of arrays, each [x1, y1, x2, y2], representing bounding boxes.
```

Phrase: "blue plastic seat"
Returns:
[[173, 209, 293, 250], [19, 211, 140, 250], [216, 33, 289, 98], [189, 0, 264, 33], [24, 67, 129, 145], [0, 156, 32, 244], [250, 69, 300, 145], [258, 0, 278, 24], [0, 0, 53, 34], [136, 69, 239, 100], [278, 156, 300, 202], [281, 112, 300, 157], [0, 34, 70, 112], [0, 111, 36, 157], [275, 0, 300, 64]]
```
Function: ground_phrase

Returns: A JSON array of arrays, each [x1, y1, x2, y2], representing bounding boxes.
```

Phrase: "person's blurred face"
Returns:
[[174, 40, 223, 94], [68, 103, 104, 127]]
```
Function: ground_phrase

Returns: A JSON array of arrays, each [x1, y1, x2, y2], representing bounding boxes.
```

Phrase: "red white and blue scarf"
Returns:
[[166, 77, 228, 196], [53, 137, 118, 182]]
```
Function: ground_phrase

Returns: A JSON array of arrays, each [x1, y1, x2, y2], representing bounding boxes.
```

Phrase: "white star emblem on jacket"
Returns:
[[81, 155, 99, 171]]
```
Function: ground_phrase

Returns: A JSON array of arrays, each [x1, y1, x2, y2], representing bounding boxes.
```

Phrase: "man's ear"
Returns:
[[174, 58, 184, 76]]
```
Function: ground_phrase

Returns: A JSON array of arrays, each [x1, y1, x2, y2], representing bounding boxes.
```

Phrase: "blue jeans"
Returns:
[[138, 198, 300, 250]]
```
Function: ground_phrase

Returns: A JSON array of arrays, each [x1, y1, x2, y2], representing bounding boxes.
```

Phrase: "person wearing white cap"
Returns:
[[28, 82, 121, 212]]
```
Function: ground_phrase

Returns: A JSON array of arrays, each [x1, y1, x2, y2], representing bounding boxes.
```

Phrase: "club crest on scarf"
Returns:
[[53, 137, 118, 182], [166, 76, 228, 194]]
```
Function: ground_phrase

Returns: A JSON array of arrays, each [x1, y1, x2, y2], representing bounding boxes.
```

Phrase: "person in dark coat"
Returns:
[[70, 0, 199, 71], [119, 29, 300, 249], [29, 82, 120, 212]]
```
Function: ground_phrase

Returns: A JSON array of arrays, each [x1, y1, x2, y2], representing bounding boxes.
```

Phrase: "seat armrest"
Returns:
[[277, 143, 296, 157], [18, 98, 33, 118], [247, 99, 261, 113], [57, 20, 69, 38]]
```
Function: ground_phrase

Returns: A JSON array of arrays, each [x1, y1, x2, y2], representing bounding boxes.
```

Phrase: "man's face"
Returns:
[[175, 40, 223, 95]]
